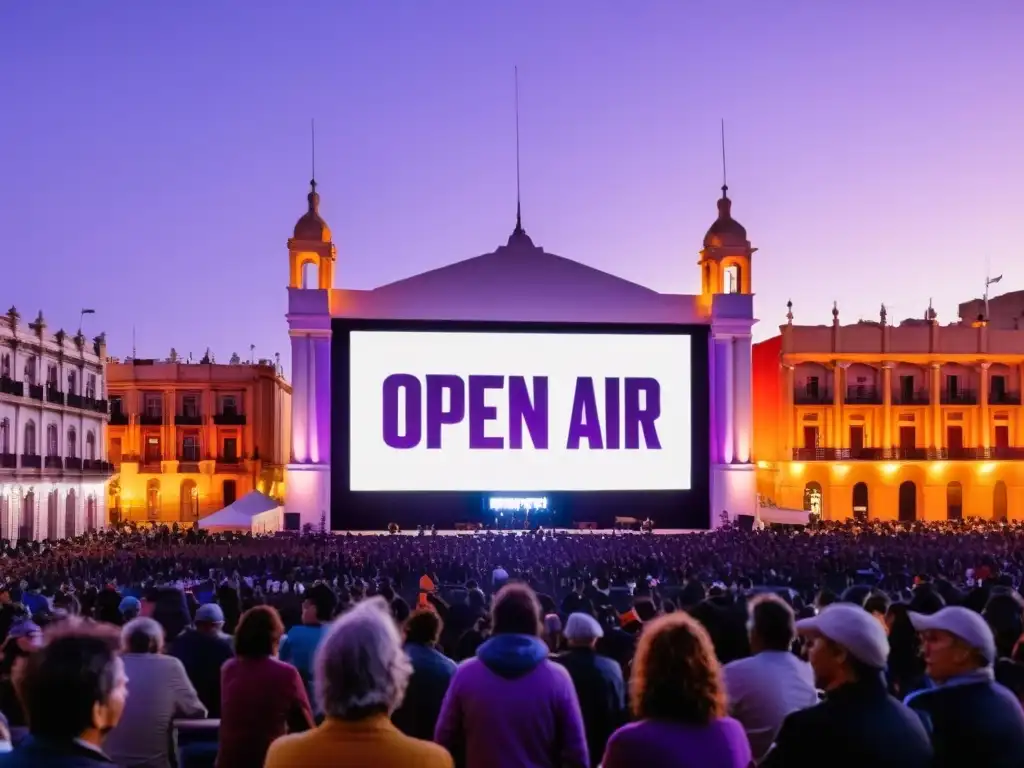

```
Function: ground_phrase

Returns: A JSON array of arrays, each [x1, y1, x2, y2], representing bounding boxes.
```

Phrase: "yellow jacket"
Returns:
[[264, 714, 453, 768]]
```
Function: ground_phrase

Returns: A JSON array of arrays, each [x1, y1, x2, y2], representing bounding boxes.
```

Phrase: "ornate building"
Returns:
[[106, 358, 291, 523], [753, 298, 1024, 522], [0, 307, 112, 541], [285, 175, 758, 530]]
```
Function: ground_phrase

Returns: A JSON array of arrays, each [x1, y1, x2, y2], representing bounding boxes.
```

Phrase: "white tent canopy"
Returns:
[[198, 491, 283, 534]]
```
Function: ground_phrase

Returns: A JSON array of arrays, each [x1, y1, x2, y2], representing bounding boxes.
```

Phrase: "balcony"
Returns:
[[67, 392, 84, 409], [46, 386, 65, 406], [991, 391, 1022, 405], [139, 413, 163, 426], [65, 457, 82, 470], [213, 412, 246, 425], [0, 377, 23, 397], [845, 387, 883, 405], [44, 455, 63, 470], [175, 413, 203, 425], [0, 453, 15, 469], [792, 446, 1024, 461], [216, 456, 243, 472], [893, 390, 930, 405], [28, 384, 43, 401], [83, 459, 113, 473], [178, 461, 200, 473], [941, 390, 977, 405], [89, 398, 109, 415], [20, 454, 41, 469], [110, 412, 129, 426], [794, 390, 831, 405]]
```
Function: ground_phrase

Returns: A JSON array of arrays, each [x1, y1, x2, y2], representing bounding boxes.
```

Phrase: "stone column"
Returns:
[[930, 363, 942, 450], [979, 362, 990, 451], [307, 335, 319, 463], [732, 335, 752, 464], [882, 363, 893, 450], [714, 336, 734, 464], [290, 333, 309, 463], [832, 363, 845, 449]]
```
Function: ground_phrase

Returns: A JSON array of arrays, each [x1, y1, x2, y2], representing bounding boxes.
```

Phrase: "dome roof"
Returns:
[[703, 188, 748, 248], [292, 181, 332, 243]]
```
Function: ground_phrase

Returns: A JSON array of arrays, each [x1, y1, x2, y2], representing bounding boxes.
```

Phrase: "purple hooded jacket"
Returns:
[[434, 634, 589, 768]]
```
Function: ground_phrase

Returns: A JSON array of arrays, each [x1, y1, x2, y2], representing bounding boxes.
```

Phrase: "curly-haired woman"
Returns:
[[602, 612, 753, 768]]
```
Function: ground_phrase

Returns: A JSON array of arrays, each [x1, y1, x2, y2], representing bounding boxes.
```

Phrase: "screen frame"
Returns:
[[331, 318, 711, 530]]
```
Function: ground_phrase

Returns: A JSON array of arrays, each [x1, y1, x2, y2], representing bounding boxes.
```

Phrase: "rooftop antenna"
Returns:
[[720, 118, 728, 198], [514, 65, 524, 234], [131, 324, 136, 359], [311, 118, 316, 183]]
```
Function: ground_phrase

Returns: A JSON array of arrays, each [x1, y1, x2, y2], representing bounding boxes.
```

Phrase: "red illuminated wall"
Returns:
[[752, 335, 783, 462]]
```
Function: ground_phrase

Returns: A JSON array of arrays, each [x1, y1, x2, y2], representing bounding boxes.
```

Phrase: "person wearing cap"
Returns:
[[169, 602, 234, 717], [762, 604, 932, 768], [118, 596, 141, 623], [904, 606, 1024, 767], [553, 612, 626, 767]]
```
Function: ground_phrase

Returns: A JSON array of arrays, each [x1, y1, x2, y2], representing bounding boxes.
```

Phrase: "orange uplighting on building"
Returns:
[[105, 357, 291, 524], [753, 293, 1024, 522]]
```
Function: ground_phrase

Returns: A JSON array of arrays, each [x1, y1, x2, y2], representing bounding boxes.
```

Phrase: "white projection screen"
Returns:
[[347, 329, 692, 492]]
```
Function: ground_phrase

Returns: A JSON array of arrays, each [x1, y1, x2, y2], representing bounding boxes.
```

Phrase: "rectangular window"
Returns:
[[991, 375, 1007, 401], [849, 425, 864, 453], [110, 395, 124, 416], [222, 437, 238, 461], [183, 395, 199, 418], [946, 375, 959, 400], [899, 426, 916, 450], [144, 394, 162, 418], [899, 375, 914, 401], [86, 374, 97, 399], [806, 377, 820, 399], [221, 395, 238, 415]]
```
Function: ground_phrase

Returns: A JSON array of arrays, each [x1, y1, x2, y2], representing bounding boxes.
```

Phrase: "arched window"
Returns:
[[723, 264, 741, 294], [47, 490, 59, 540], [66, 489, 77, 538], [86, 432, 96, 461], [24, 421, 36, 456], [23, 356, 35, 386], [46, 364, 57, 389], [899, 481, 917, 522], [994, 481, 1009, 522], [0, 418, 9, 454], [67, 370, 77, 395], [19, 490, 35, 541], [46, 424, 58, 456], [146, 479, 160, 520], [852, 482, 869, 522], [946, 481, 963, 520], [67, 427, 77, 459], [0, 353, 10, 378], [181, 435, 199, 462], [803, 481, 823, 519], [301, 260, 318, 289], [180, 480, 198, 521]]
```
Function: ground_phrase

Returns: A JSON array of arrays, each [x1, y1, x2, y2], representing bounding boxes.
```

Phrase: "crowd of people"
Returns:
[[1, 517, 1024, 766]]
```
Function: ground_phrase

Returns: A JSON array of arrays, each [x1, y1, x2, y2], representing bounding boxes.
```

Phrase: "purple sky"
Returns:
[[3, 2, 1023, 373]]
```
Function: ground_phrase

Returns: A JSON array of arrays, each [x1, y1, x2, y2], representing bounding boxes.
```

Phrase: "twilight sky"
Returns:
[[2, 1, 1023, 374]]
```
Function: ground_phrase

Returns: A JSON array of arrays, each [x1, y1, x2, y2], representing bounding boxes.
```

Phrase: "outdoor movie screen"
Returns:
[[347, 328, 693, 492]]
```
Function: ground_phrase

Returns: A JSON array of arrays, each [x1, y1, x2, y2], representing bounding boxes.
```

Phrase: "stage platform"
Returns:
[[337, 528, 703, 536]]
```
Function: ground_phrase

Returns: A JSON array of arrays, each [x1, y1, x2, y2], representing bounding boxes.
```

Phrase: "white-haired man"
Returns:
[[553, 612, 626, 767], [103, 617, 207, 768], [265, 597, 452, 768]]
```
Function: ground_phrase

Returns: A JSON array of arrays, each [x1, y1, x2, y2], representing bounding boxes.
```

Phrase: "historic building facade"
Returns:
[[753, 299, 1024, 521], [285, 178, 758, 530], [0, 307, 112, 541], [106, 359, 291, 524]]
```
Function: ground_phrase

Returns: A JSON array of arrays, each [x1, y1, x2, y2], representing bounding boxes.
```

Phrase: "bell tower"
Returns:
[[288, 179, 336, 290], [699, 185, 755, 298]]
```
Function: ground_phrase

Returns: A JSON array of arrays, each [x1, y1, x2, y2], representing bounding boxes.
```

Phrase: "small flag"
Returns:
[[81, 308, 96, 314], [988, 275, 1003, 285]]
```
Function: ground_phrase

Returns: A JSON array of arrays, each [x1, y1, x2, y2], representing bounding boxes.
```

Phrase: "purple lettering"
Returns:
[[425, 374, 465, 449], [604, 377, 620, 449], [566, 377, 603, 449], [625, 377, 661, 449], [469, 375, 504, 449], [509, 376, 548, 449], [382, 373, 421, 449]]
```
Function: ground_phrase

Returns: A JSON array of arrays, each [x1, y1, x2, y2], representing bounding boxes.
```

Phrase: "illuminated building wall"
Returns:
[[106, 359, 291, 524], [0, 309, 112, 541], [753, 299, 1024, 521]]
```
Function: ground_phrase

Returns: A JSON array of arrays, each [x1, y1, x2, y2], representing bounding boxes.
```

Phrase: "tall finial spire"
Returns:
[[307, 118, 320, 214], [514, 65, 524, 235], [720, 118, 728, 199]]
